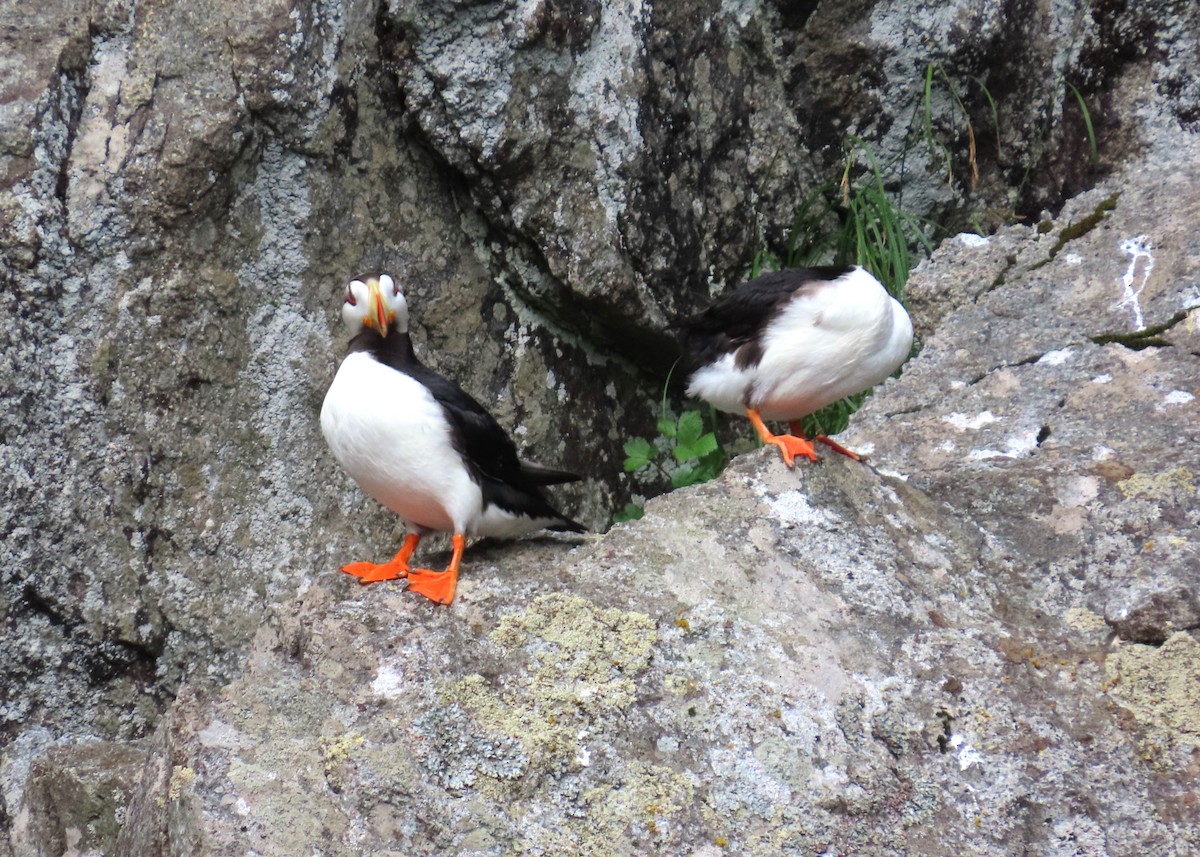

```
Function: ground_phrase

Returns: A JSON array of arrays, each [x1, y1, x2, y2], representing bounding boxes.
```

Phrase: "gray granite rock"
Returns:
[[107, 441, 1199, 852], [91, 127, 1200, 856], [2, 0, 1199, 852], [10, 742, 147, 856], [844, 133, 1200, 653]]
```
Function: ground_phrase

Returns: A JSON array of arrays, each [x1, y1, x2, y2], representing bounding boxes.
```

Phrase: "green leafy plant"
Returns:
[[624, 407, 725, 485], [615, 386, 728, 523], [612, 501, 645, 523]]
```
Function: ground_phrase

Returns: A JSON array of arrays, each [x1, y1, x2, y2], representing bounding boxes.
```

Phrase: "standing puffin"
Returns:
[[678, 265, 913, 466], [321, 273, 584, 605]]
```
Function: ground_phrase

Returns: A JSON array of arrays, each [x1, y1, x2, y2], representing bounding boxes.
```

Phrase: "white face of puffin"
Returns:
[[341, 273, 409, 336]]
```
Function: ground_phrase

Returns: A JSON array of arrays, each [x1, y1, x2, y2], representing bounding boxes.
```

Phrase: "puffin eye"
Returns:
[[345, 286, 357, 306]]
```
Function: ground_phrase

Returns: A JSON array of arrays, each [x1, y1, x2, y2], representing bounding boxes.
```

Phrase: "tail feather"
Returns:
[[548, 515, 587, 534], [519, 459, 583, 486]]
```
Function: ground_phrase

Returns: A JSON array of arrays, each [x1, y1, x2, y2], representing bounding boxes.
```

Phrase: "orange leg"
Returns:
[[789, 421, 864, 462], [404, 533, 465, 606], [341, 532, 421, 584], [746, 408, 818, 468]]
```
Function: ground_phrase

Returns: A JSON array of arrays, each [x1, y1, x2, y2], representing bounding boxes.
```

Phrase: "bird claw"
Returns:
[[768, 434, 819, 468], [815, 435, 864, 462], [404, 568, 458, 605]]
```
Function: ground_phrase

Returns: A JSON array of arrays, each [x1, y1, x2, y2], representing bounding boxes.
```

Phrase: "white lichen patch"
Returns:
[[764, 489, 836, 527], [1162, 390, 1195, 407], [948, 733, 984, 771], [1037, 348, 1073, 366], [575, 729, 592, 767], [1056, 476, 1100, 508], [371, 663, 406, 698], [942, 411, 998, 431], [956, 232, 990, 248], [569, 0, 647, 225], [720, 0, 759, 27], [966, 428, 1041, 461], [198, 719, 243, 750]]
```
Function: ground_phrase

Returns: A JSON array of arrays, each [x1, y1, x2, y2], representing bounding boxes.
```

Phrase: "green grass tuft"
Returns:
[[1066, 82, 1098, 167], [753, 135, 932, 438]]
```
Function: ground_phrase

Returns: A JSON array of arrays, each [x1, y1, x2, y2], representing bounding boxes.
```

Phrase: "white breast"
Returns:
[[687, 267, 913, 420], [320, 352, 482, 534]]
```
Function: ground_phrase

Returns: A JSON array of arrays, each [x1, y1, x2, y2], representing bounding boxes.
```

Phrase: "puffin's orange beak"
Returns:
[[366, 277, 389, 337]]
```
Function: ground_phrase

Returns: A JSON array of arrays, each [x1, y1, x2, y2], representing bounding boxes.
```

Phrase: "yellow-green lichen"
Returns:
[[1064, 606, 1109, 634], [1105, 632, 1200, 766], [663, 674, 696, 696], [737, 804, 819, 855], [226, 747, 349, 849], [1117, 467, 1196, 501], [319, 732, 365, 764], [441, 595, 657, 787], [489, 592, 657, 714], [516, 762, 695, 855], [167, 765, 196, 801], [319, 733, 366, 793]]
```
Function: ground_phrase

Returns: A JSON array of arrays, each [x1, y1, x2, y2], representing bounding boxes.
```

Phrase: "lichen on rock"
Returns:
[[432, 594, 657, 791], [1105, 632, 1200, 767]]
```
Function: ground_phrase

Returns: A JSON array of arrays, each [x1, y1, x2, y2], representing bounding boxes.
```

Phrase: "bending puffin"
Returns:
[[678, 265, 913, 466], [320, 273, 584, 605]]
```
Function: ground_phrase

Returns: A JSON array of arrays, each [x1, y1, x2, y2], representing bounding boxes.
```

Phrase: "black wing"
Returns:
[[414, 368, 586, 531], [353, 328, 583, 529], [517, 459, 584, 486], [676, 266, 854, 369]]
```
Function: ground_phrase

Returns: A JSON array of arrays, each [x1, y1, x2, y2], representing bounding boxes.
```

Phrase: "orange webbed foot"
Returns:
[[403, 533, 465, 606], [405, 568, 459, 605], [340, 533, 420, 585], [815, 435, 863, 462], [766, 434, 820, 468], [747, 409, 818, 468], [786, 422, 865, 462], [341, 559, 410, 584]]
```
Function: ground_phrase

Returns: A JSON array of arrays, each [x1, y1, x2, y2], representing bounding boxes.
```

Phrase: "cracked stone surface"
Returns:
[[3, 0, 1200, 852], [10, 128, 1189, 855], [844, 133, 1200, 651]]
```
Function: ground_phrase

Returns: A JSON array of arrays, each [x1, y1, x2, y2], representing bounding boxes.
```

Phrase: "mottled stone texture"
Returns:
[[1, 0, 1198, 852], [95, 132, 1199, 854]]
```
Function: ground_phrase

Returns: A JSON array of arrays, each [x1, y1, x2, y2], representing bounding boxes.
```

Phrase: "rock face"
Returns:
[[2, 0, 1199, 852], [8, 127, 1194, 854]]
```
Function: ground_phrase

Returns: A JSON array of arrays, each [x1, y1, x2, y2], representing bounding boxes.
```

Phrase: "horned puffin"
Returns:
[[320, 273, 584, 605], [678, 265, 913, 466]]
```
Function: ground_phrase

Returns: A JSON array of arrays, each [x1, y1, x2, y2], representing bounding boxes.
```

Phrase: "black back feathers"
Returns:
[[348, 326, 585, 533], [677, 266, 855, 370]]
